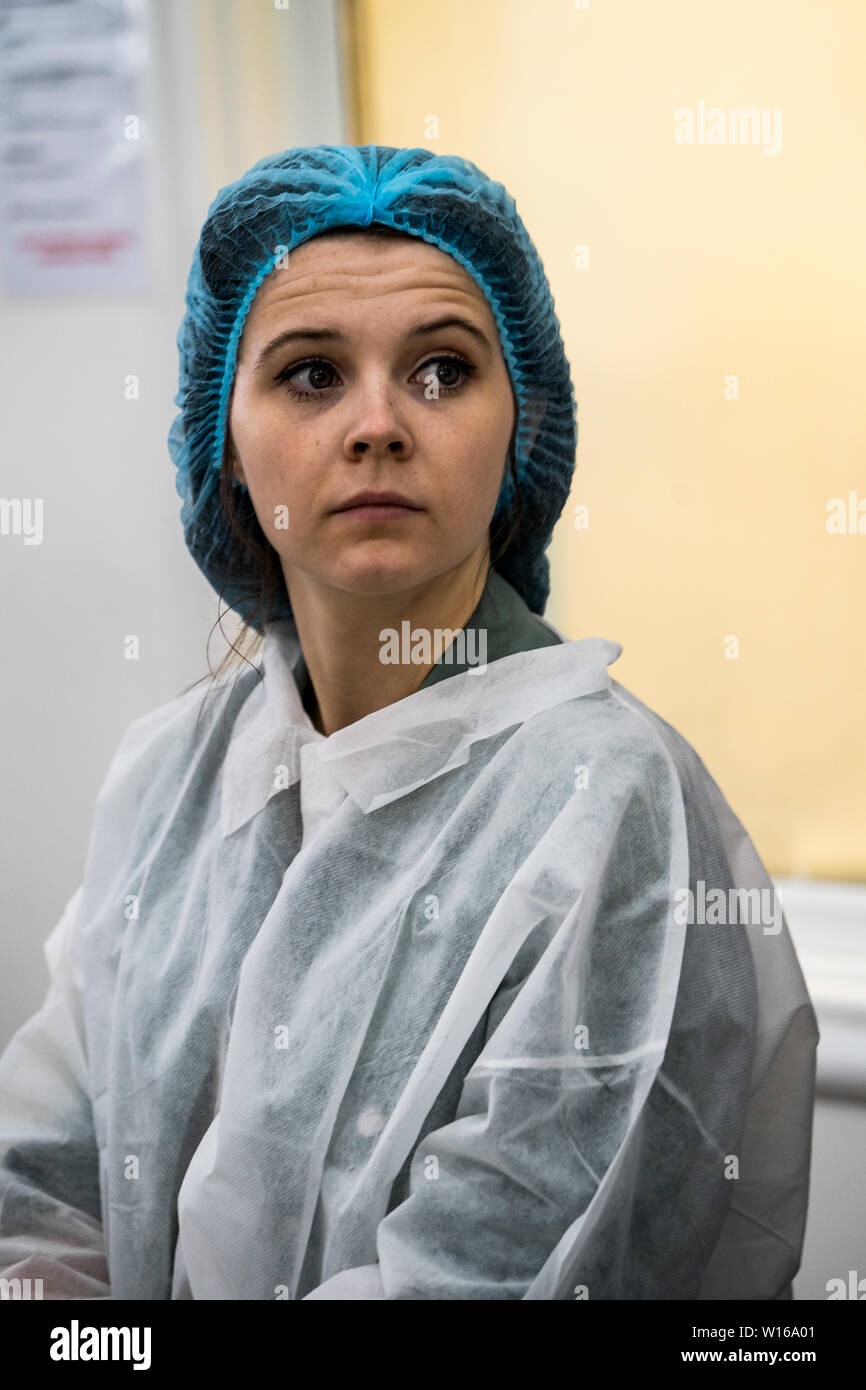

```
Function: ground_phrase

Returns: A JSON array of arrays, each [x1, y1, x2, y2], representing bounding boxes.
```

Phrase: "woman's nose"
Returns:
[[344, 381, 412, 458]]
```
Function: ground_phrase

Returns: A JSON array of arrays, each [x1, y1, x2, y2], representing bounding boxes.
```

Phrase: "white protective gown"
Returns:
[[0, 617, 818, 1300]]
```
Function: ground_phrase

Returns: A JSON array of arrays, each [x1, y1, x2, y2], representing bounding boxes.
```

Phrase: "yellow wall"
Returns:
[[348, 0, 866, 880]]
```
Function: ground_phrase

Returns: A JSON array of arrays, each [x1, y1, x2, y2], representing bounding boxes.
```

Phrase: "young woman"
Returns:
[[0, 144, 818, 1300]]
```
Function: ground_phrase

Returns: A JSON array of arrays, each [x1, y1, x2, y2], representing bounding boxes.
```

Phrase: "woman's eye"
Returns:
[[276, 360, 339, 399], [418, 354, 474, 394], [274, 353, 475, 400]]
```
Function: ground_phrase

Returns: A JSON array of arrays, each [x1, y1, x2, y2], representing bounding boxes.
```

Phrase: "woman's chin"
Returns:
[[323, 552, 443, 597]]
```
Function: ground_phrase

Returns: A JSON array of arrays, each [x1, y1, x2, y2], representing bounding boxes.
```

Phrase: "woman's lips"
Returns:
[[333, 503, 421, 520]]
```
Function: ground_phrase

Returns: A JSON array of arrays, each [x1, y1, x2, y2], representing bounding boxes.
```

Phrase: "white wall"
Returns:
[[774, 880, 866, 1297], [0, 0, 348, 1042], [795, 1098, 866, 1299]]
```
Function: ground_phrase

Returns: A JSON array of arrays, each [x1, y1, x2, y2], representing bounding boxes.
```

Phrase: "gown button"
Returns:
[[356, 1105, 385, 1136]]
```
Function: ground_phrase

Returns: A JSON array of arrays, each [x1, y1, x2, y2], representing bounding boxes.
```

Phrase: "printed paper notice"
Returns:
[[0, 0, 149, 295]]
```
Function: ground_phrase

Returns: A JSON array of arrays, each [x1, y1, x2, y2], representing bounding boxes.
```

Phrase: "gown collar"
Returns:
[[219, 575, 622, 839]]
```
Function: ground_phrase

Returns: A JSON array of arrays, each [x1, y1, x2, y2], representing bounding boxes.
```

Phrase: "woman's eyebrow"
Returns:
[[407, 315, 494, 358], [253, 314, 494, 372]]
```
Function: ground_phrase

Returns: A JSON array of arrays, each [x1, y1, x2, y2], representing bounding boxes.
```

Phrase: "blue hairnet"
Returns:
[[169, 144, 577, 631]]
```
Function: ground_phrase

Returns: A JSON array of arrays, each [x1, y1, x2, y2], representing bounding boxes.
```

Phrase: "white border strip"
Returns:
[[774, 877, 866, 1101]]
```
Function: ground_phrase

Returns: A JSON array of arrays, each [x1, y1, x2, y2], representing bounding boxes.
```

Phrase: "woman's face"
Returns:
[[227, 231, 516, 603]]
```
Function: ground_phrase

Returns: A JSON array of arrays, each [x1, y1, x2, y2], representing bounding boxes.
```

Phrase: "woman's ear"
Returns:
[[224, 380, 246, 486], [521, 393, 546, 459], [506, 379, 545, 462], [225, 433, 246, 487]]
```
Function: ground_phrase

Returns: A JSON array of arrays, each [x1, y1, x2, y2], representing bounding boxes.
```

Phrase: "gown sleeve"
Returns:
[[305, 754, 699, 1300], [0, 887, 111, 1299], [0, 692, 204, 1302], [304, 724, 817, 1301]]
